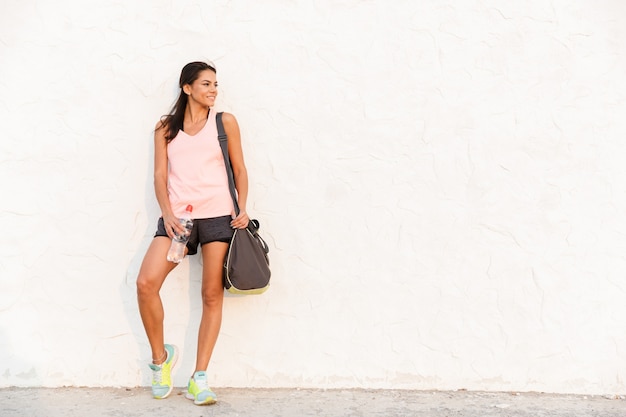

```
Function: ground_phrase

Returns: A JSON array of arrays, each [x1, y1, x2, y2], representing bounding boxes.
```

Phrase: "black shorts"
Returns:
[[154, 215, 234, 256]]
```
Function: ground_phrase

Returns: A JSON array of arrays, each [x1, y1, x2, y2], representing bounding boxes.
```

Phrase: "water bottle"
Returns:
[[166, 205, 194, 263]]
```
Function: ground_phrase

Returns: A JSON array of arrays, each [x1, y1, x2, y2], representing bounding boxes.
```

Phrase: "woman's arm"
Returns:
[[153, 121, 185, 237], [222, 112, 250, 229]]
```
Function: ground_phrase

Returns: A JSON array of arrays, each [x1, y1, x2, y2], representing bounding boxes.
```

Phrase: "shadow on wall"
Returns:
[[0, 328, 40, 386], [119, 131, 163, 387]]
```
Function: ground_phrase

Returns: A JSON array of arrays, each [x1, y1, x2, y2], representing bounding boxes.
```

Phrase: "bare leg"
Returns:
[[136, 237, 179, 364], [194, 241, 228, 373]]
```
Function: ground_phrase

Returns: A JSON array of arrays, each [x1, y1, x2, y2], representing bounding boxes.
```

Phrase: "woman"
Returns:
[[136, 61, 249, 406]]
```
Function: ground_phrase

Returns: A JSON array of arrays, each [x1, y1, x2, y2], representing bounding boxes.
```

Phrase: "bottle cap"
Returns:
[[186, 205, 193, 212]]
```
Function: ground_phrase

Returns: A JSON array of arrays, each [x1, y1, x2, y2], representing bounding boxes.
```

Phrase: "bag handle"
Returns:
[[216, 112, 241, 217]]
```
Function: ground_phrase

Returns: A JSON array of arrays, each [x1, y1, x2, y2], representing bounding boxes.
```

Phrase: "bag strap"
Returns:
[[216, 112, 241, 216], [216, 113, 265, 244]]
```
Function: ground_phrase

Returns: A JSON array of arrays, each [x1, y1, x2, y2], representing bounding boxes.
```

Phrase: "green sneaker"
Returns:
[[185, 371, 217, 405], [148, 344, 178, 399]]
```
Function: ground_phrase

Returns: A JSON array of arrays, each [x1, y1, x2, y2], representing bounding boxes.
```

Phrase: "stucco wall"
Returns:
[[1, 0, 626, 394]]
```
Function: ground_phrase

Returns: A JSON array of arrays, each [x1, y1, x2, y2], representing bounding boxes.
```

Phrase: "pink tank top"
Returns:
[[167, 109, 234, 219]]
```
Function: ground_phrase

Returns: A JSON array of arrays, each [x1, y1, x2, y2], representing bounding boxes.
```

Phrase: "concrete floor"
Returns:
[[0, 387, 625, 417]]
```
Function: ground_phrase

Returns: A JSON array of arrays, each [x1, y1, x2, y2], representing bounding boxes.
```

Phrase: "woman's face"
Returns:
[[185, 69, 218, 107]]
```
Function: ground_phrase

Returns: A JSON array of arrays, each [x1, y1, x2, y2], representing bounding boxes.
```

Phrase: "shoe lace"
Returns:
[[194, 375, 209, 391], [152, 366, 163, 384]]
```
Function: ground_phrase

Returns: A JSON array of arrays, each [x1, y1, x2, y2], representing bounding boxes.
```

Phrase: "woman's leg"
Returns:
[[194, 241, 229, 372], [136, 236, 178, 363]]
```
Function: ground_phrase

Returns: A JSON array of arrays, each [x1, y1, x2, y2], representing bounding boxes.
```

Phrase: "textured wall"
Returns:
[[1, 0, 626, 394]]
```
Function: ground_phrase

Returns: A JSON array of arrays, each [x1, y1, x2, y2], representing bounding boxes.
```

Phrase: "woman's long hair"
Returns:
[[159, 61, 216, 143]]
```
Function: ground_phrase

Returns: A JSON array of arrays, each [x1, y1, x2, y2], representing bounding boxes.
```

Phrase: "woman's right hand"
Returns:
[[163, 213, 184, 239]]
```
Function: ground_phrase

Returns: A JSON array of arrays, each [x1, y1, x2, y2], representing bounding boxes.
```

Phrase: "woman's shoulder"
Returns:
[[155, 116, 168, 131], [219, 112, 239, 127]]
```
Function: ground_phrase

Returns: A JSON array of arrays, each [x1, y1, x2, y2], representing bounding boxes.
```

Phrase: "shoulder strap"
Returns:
[[216, 112, 240, 216]]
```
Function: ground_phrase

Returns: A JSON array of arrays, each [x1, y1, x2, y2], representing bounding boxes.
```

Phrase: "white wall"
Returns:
[[1, 0, 626, 395]]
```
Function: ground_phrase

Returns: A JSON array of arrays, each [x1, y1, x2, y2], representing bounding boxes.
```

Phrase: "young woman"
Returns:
[[136, 61, 249, 406]]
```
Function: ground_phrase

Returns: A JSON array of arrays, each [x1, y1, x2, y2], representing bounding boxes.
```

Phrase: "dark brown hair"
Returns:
[[159, 61, 216, 143]]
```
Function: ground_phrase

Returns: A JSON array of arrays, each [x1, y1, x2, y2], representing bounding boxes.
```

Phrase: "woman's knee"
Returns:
[[136, 274, 161, 297], [201, 286, 223, 308]]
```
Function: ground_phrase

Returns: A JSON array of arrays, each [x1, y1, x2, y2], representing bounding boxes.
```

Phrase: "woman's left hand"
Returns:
[[231, 211, 250, 229]]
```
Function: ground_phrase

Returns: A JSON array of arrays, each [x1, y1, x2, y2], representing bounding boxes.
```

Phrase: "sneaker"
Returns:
[[148, 344, 178, 399], [185, 371, 217, 405]]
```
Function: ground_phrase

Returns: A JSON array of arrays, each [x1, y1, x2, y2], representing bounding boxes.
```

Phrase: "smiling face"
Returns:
[[183, 69, 218, 107]]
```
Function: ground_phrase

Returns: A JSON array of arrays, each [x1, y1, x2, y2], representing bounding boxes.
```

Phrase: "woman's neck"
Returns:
[[185, 104, 209, 124]]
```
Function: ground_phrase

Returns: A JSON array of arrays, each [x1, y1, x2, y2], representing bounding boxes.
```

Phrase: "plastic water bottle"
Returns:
[[166, 205, 194, 263]]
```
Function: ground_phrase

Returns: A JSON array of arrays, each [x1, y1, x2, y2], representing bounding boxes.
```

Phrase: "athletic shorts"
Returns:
[[154, 215, 234, 256]]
